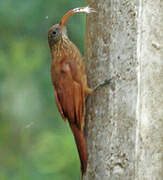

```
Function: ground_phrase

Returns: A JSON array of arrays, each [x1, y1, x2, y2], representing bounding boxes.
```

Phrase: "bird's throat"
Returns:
[[51, 36, 73, 61]]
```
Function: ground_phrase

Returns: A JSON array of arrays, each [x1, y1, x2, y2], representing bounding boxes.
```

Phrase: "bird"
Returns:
[[48, 6, 96, 176]]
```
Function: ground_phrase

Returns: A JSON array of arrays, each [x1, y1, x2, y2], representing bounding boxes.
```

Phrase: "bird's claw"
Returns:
[[92, 78, 113, 92]]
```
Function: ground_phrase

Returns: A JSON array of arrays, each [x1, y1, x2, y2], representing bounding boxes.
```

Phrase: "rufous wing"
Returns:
[[51, 58, 88, 175], [54, 61, 85, 128], [54, 90, 66, 121]]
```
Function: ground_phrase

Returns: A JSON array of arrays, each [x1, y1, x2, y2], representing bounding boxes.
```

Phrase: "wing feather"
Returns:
[[52, 60, 85, 129], [54, 90, 66, 121]]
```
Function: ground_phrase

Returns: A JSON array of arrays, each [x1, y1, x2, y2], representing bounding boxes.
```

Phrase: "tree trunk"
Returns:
[[84, 0, 163, 180]]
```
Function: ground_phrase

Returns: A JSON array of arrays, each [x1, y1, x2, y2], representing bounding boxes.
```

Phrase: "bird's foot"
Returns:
[[92, 78, 113, 92]]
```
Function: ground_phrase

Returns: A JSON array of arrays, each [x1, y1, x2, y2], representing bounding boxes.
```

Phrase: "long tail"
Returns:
[[69, 123, 88, 176]]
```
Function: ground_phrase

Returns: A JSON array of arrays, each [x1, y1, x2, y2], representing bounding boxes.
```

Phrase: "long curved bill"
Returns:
[[60, 6, 96, 32]]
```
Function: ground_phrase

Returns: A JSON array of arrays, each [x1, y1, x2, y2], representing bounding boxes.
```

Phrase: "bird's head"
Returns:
[[48, 24, 64, 47], [48, 6, 96, 48]]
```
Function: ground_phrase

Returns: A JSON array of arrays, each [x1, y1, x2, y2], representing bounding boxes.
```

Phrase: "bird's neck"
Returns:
[[50, 35, 79, 62], [51, 36, 70, 60]]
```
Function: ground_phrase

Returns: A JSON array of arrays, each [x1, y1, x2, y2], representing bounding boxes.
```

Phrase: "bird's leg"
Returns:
[[92, 78, 113, 92], [86, 78, 113, 102]]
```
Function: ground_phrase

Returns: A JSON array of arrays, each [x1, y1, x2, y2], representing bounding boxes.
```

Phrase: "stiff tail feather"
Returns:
[[70, 123, 88, 176]]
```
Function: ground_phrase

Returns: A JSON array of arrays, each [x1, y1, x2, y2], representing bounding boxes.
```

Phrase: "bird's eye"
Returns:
[[52, 30, 57, 35]]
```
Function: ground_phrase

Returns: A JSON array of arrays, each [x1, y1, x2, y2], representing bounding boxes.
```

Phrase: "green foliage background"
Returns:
[[0, 0, 87, 179]]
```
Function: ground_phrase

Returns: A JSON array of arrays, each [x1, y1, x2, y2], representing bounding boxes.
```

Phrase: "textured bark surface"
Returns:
[[136, 0, 163, 179], [84, 0, 163, 180]]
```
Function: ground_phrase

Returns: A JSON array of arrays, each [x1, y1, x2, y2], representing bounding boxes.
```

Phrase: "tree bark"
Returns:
[[84, 0, 163, 180]]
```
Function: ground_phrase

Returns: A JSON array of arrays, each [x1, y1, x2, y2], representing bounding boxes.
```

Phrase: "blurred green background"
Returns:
[[0, 0, 87, 179]]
